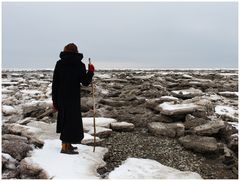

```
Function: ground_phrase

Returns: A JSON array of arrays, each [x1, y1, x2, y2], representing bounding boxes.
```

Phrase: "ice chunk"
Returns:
[[108, 158, 202, 179]]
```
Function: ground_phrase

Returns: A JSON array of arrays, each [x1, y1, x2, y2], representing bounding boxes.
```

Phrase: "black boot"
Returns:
[[60, 144, 79, 154], [69, 144, 78, 150]]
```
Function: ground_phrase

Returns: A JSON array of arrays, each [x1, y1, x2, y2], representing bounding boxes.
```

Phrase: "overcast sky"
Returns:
[[2, 2, 238, 69]]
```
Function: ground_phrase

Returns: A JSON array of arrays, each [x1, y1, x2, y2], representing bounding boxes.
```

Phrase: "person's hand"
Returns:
[[88, 64, 95, 73], [52, 101, 58, 112]]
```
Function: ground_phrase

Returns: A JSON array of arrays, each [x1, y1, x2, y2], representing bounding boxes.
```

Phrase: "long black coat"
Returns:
[[52, 52, 93, 143]]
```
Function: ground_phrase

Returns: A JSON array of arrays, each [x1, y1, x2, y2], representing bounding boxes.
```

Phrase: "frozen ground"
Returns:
[[2, 69, 238, 179], [31, 139, 108, 179]]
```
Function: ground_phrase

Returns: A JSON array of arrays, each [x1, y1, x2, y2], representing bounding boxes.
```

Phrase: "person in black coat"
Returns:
[[52, 43, 94, 154]]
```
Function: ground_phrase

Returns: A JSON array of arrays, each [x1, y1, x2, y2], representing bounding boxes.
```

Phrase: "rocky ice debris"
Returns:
[[83, 117, 117, 129], [148, 122, 184, 138], [81, 133, 101, 145], [178, 135, 219, 153], [192, 118, 225, 136], [20, 90, 42, 97], [99, 98, 127, 107], [227, 134, 238, 153], [110, 122, 135, 132], [2, 153, 18, 170], [145, 98, 162, 111], [2, 123, 44, 148], [1, 69, 238, 179], [171, 88, 203, 99], [158, 102, 201, 116], [184, 114, 209, 130], [2, 138, 33, 161], [2, 105, 18, 115], [2, 81, 18, 86], [151, 114, 175, 123], [218, 91, 238, 98], [215, 105, 238, 122], [87, 127, 113, 138], [3, 123, 41, 138], [81, 97, 94, 112], [2, 153, 19, 179], [17, 117, 37, 125], [159, 96, 179, 102], [19, 157, 49, 179], [22, 100, 53, 118]]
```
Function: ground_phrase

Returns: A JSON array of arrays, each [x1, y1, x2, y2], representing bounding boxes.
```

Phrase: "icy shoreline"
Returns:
[[2, 69, 238, 179], [2, 67, 238, 72]]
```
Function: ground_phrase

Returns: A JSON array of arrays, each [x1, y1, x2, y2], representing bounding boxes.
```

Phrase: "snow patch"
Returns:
[[158, 102, 200, 115], [182, 74, 193, 79], [95, 73, 111, 79], [83, 117, 117, 128], [2, 105, 18, 115], [31, 139, 108, 179], [160, 96, 179, 102], [108, 158, 202, 179], [228, 122, 239, 131], [20, 90, 42, 96], [82, 133, 101, 144], [218, 91, 238, 97], [215, 105, 238, 122]]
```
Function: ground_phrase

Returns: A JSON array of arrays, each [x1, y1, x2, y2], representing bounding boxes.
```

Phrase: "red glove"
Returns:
[[88, 64, 95, 73]]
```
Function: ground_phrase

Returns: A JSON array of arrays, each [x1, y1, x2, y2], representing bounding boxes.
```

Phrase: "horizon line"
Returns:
[[2, 67, 238, 71]]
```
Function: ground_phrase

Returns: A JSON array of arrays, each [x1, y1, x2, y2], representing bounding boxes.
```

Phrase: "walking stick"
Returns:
[[89, 58, 96, 152]]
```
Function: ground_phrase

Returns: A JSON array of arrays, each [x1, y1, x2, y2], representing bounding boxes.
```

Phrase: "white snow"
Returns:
[[134, 74, 155, 80], [228, 122, 239, 131], [208, 94, 223, 101], [171, 88, 202, 96], [2, 105, 18, 115], [215, 105, 238, 122], [11, 73, 22, 77], [111, 121, 133, 127], [20, 90, 42, 96], [83, 117, 117, 128], [95, 85, 109, 95], [16, 124, 42, 134], [2, 153, 18, 169], [108, 158, 202, 179], [2, 81, 18, 86], [95, 73, 112, 79], [26, 121, 101, 144], [188, 81, 202, 86], [158, 102, 200, 115], [172, 91, 188, 96], [2, 88, 15, 94], [81, 133, 101, 144], [27, 121, 58, 140], [87, 126, 112, 136], [219, 73, 238, 76], [191, 78, 213, 84], [219, 91, 239, 97], [22, 100, 52, 108], [100, 89, 109, 95], [160, 96, 179, 102], [31, 139, 108, 179], [182, 74, 193, 79]]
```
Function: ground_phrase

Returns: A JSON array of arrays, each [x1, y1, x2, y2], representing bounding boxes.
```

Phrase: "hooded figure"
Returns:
[[52, 43, 94, 154]]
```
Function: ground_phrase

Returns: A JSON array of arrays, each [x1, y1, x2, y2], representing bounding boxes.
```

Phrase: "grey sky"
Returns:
[[2, 2, 238, 69]]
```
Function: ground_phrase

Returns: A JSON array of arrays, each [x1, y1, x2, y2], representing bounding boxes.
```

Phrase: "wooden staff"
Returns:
[[89, 58, 96, 152]]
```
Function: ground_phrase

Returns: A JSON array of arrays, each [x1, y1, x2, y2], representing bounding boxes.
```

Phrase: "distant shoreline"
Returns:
[[2, 68, 238, 72]]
